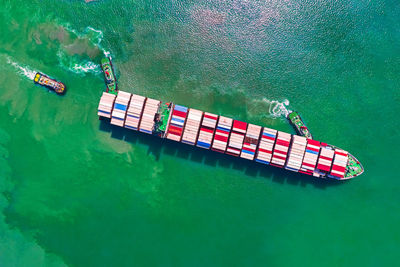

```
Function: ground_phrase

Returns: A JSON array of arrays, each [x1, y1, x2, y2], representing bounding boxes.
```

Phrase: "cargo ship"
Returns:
[[100, 57, 118, 95], [287, 111, 313, 139], [33, 72, 66, 95], [97, 90, 364, 180]]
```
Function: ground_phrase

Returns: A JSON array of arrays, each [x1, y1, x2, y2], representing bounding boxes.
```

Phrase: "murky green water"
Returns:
[[0, 0, 399, 266]]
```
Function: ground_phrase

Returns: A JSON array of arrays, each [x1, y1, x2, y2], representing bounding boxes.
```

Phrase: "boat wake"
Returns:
[[264, 98, 290, 118], [246, 97, 290, 122], [57, 50, 101, 76], [82, 26, 111, 57], [6, 56, 37, 80], [56, 25, 110, 75], [86, 26, 111, 57], [72, 61, 100, 73], [63, 24, 111, 57]]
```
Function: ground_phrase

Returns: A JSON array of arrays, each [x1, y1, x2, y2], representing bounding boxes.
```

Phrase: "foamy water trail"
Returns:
[[55, 24, 110, 75], [268, 99, 290, 118], [72, 61, 100, 73], [6, 57, 37, 80], [103, 51, 111, 57], [57, 50, 101, 76], [84, 26, 111, 57], [63, 24, 111, 57], [85, 26, 111, 56], [246, 97, 290, 122], [253, 98, 290, 119]]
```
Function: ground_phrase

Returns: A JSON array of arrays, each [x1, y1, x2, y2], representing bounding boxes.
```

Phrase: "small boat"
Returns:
[[101, 57, 118, 95], [287, 111, 313, 139], [33, 72, 66, 95]]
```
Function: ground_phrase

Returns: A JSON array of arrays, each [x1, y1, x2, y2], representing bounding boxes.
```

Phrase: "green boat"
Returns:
[[287, 111, 313, 139], [101, 57, 118, 95]]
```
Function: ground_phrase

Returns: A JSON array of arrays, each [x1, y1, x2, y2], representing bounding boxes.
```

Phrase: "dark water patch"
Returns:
[[0, 126, 67, 266]]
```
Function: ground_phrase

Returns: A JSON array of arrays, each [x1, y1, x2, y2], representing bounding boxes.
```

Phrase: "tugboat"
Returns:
[[33, 72, 66, 95], [287, 111, 313, 139], [101, 57, 118, 95]]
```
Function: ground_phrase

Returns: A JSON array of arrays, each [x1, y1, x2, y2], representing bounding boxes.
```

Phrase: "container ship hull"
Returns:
[[97, 91, 364, 180]]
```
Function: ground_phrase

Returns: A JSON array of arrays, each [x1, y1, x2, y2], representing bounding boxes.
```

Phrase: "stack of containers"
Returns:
[[329, 149, 348, 179], [240, 124, 262, 160], [181, 108, 203, 145], [299, 139, 321, 175], [124, 94, 146, 131], [316, 147, 335, 173], [211, 116, 233, 153], [255, 127, 277, 164], [196, 112, 218, 149], [270, 131, 292, 167], [285, 135, 307, 172], [166, 105, 188, 142], [98, 92, 116, 118], [139, 97, 160, 134], [226, 120, 247, 156], [111, 91, 132, 127]]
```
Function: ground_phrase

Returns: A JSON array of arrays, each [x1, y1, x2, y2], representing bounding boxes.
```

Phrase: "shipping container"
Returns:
[[285, 135, 307, 172], [196, 112, 218, 149], [211, 116, 233, 153], [329, 149, 349, 179], [138, 98, 160, 134], [316, 147, 335, 173], [166, 104, 188, 142], [255, 127, 277, 165], [125, 94, 146, 131], [111, 91, 132, 127], [299, 139, 321, 176], [98, 92, 116, 118], [240, 124, 262, 160], [226, 120, 247, 156], [271, 131, 292, 167], [181, 108, 203, 145]]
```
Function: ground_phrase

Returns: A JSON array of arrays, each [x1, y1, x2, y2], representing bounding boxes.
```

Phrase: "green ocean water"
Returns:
[[0, 0, 399, 266]]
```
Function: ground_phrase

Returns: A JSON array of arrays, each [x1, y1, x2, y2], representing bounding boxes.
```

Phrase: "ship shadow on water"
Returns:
[[99, 120, 344, 189]]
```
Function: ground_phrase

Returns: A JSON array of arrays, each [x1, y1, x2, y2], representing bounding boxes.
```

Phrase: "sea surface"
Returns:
[[0, 0, 399, 266]]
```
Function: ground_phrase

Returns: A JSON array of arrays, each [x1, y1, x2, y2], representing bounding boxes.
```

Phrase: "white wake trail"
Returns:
[[7, 57, 37, 80], [55, 25, 110, 75], [85, 26, 111, 57], [264, 98, 290, 118]]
